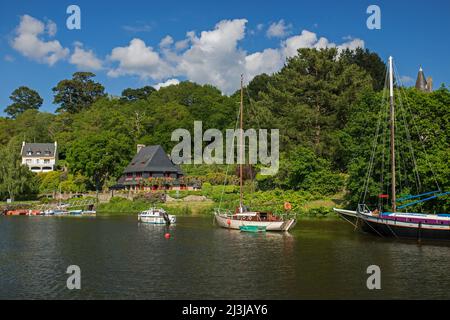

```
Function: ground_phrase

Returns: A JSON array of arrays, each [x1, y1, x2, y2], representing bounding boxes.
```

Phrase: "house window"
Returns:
[[44, 159, 50, 164], [127, 173, 133, 178], [26, 159, 32, 164], [27, 151, 32, 155], [36, 159, 40, 164], [36, 151, 41, 155], [136, 173, 142, 178]]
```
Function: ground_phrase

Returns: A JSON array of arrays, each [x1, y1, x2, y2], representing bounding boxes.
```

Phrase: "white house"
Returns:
[[21, 142, 58, 173]]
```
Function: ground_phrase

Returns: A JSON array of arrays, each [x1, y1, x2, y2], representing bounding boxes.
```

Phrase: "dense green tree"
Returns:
[[340, 48, 387, 91], [257, 147, 345, 195], [121, 86, 156, 102], [249, 48, 372, 161], [0, 138, 37, 201], [65, 132, 134, 191], [4, 86, 43, 118], [53, 72, 106, 113]]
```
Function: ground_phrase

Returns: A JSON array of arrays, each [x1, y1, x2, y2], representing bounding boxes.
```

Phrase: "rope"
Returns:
[[361, 67, 389, 205], [218, 107, 241, 212], [394, 62, 441, 192]]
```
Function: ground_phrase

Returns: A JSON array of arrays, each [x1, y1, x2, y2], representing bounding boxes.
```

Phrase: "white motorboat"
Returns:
[[138, 208, 176, 225]]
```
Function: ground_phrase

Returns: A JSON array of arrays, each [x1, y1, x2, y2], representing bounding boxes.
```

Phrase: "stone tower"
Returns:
[[415, 67, 432, 92]]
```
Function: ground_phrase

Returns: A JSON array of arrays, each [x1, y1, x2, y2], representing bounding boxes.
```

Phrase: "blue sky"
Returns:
[[0, 0, 449, 115]]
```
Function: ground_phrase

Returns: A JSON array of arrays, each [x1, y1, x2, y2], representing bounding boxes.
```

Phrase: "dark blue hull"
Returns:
[[360, 218, 450, 242]]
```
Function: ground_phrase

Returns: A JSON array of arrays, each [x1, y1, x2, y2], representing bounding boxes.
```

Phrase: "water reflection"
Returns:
[[1, 216, 450, 299]]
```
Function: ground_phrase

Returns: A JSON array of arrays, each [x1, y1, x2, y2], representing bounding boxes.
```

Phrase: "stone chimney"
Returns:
[[426, 77, 433, 92], [137, 144, 146, 154]]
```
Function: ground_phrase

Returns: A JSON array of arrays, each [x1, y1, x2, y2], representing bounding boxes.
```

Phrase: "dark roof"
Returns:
[[123, 145, 183, 174], [22, 143, 56, 158], [415, 67, 428, 92]]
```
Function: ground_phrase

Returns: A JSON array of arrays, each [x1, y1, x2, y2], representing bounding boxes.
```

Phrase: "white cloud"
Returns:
[[4, 55, 15, 62], [175, 39, 190, 51], [282, 29, 364, 58], [70, 43, 103, 71], [399, 75, 414, 84], [266, 20, 292, 38], [46, 20, 57, 37], [176, 19, 248, 94], [153, 78, 180, 90], [122, 24, 152, 33], [11, 15, 69, 66], [159, 35, 174, 48], [336, 38, 365, 53], [283, 30, 319, 57], [105, 20, 364, 94], [107, 38, 173, 80], [245, 48, 283, 80]]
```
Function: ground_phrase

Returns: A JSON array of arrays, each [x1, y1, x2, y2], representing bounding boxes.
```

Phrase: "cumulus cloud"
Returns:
[[46, 20, 57, 37], [245, 48, 283, 80], [107, 38, 173, 80], [266, 20, 292, 38], [105, 19, 364, 94], [159, 35, 174, 48], [176, 19, 248, 94], [70, 43, 103, 71], [11, 15, 69, 66], [153, 78, 180, 90]]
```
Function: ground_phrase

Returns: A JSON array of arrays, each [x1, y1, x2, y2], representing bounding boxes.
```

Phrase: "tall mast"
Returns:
[[239, 75, 244, 210], [389, 56, 397, 212]]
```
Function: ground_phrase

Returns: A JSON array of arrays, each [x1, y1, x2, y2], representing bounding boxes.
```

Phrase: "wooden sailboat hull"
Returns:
[[214, 213, 296, 232]]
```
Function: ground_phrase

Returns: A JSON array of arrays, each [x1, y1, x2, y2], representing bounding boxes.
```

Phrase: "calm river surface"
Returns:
[[1, 215, 450, 299]]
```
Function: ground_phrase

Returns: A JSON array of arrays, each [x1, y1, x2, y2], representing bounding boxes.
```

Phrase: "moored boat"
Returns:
[[216, 209, 296, 232], [336, 57, 449, 241], [138, 208, 176, 225], [239, 225, 267, 233], [214, 76, 296, 232]]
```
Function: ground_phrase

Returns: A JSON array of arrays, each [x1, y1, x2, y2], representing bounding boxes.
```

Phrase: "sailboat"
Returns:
[[214, 76, 297, 232], [334, 56, 450, 241]]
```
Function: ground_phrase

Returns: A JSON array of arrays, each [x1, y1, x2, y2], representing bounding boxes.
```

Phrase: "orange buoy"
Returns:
[[284, 202, 292, 211], [164, 233, 171, 239], [227, 219, 231, 226]]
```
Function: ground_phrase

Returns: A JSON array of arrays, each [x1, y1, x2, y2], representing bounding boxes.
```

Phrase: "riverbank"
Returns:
[[96, 195, 340, 218], [2, 187, 345, 218]]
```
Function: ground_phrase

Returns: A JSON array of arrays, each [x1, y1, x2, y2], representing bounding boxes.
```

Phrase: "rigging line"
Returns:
[[394, 64, 422, 193], [380, 77, 389, 209], [384, 219, 400, 239], [394, 63, 441, 191], [218, 106, 241, 212], [361, 216, 385, 238], [361, 69, 389, 204]]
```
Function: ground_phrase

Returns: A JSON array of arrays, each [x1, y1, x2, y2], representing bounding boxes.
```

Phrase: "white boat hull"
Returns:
[[214, 213, 296, 232], [138, 215, 176, 225]]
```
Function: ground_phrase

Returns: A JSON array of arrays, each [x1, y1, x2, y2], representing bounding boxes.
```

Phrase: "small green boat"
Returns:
[[239, 225, 267, 233]]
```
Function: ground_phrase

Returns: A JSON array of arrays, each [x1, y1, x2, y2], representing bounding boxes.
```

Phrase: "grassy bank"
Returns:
[[96, 190, 343, 218]]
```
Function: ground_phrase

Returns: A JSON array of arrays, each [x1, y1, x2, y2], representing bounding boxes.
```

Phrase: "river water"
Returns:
[[1, 215, 450, 299]]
